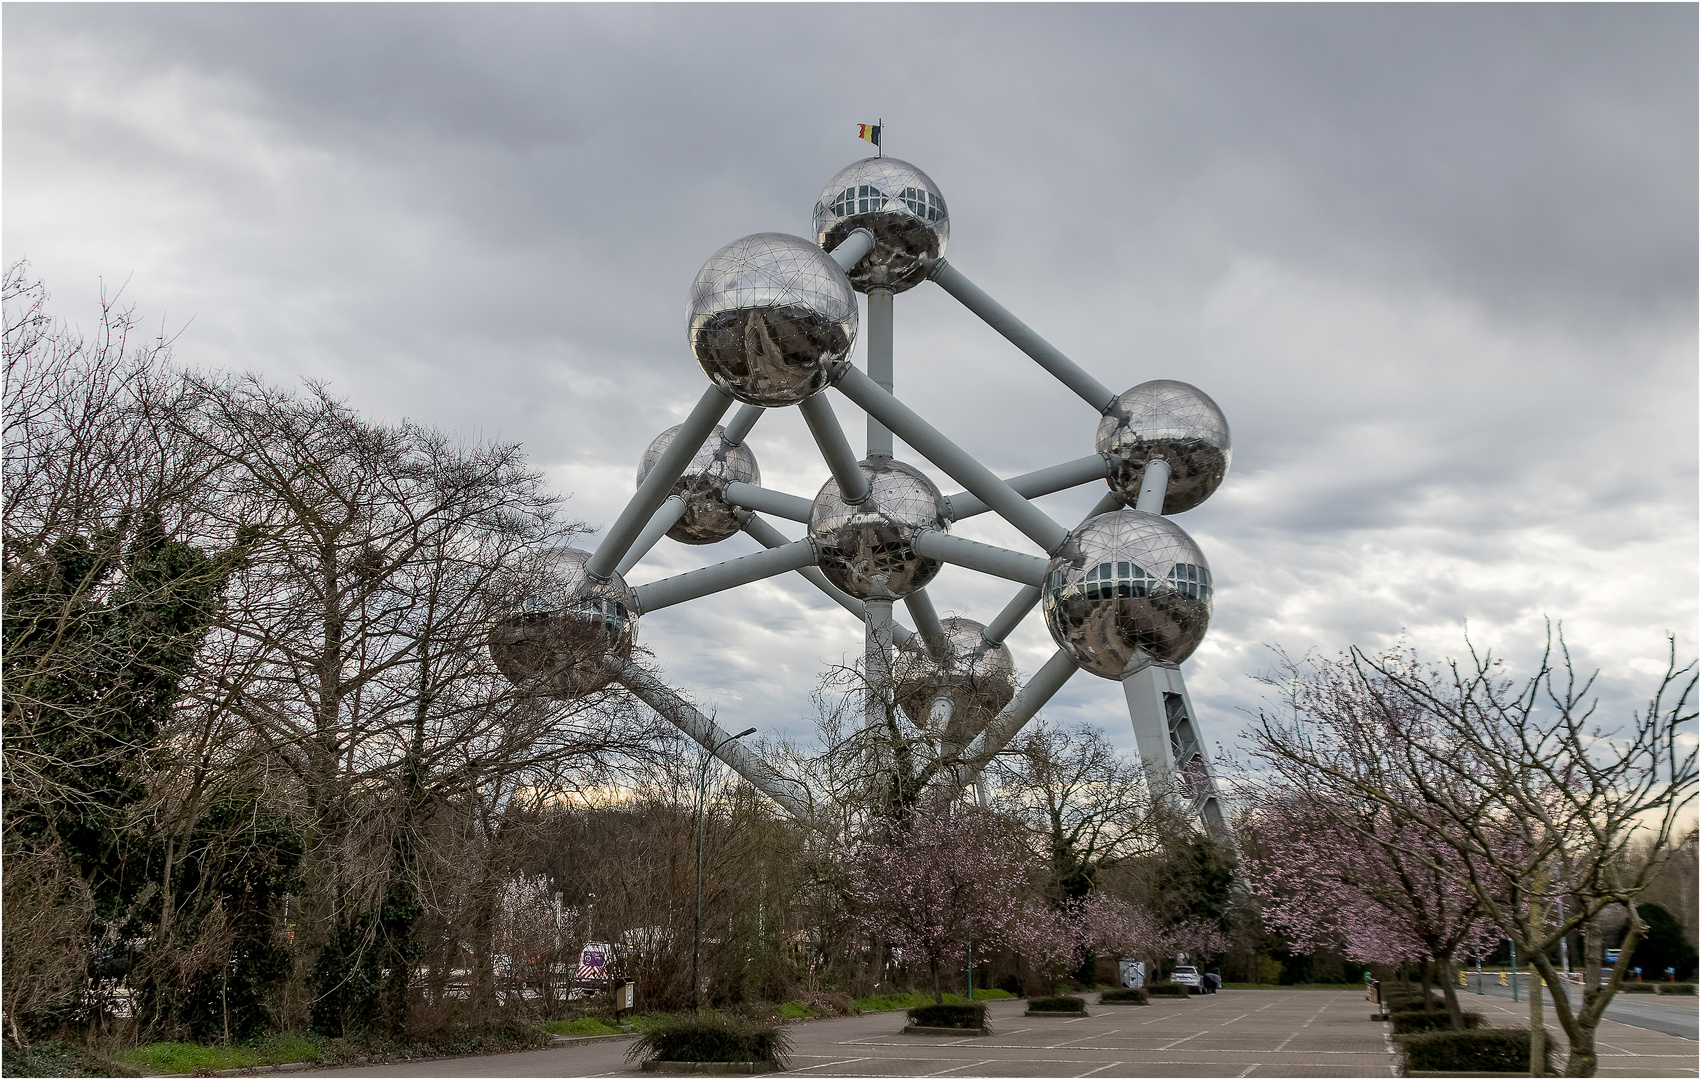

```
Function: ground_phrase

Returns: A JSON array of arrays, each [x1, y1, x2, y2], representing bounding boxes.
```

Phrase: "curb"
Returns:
[[639, 1062, 780, 1074], [1024, 1010, 1089, 1018], [899, 1025, 991, 1037]]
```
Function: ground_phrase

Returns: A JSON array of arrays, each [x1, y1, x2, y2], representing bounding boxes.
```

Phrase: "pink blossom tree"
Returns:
[[1240, 792, 1501, 1028], [1077, 892, 1226, 982], [844, 806, 1032, 1002]]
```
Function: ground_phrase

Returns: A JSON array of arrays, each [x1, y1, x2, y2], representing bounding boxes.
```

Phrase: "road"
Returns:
[[1457, 976, 1698, 1041], [309, 987, 1698, 1078]]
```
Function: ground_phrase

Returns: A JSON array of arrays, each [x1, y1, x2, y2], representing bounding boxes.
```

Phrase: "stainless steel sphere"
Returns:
[[813, 157, 949, 294], [1041, 508, 1213, 677], [635, 424, 759, 545], [893, 617, 1017, 742], [687, 232, 858, 406], [808, 458, 950, 600], [1095, 380, 1232, 514], [488, 548, 638, 698]]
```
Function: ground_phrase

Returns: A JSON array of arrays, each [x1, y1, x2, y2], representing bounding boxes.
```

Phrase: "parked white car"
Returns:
[[1171, 965, 1202, 991]]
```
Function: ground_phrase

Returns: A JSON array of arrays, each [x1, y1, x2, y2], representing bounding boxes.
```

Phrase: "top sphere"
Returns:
[[636, 424, 760, 546], [1041, 508, 1213, 677], [813, 158, 949, 294], [808, 458, 950, 600], [1095, 380, 1231, 514], [688, 233, 859, 407], [488, 548, 638, 699], [892, 617, 1017, 742]]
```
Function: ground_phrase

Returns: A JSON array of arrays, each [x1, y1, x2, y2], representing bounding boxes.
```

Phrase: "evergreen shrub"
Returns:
[[626, 1015, 791, 1065], [906, 1003, 986, 1030], [1390, 1010, 1483, 1035], [1098, 988, 1149, 1004], [1145, 983, 1189, 997], [1401, 1028, 1550, 1074], [1026, 995, 1086, 1013]]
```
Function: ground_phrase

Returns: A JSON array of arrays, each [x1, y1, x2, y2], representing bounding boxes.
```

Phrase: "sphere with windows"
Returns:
[[1096, 380, 1232, 514], [488, 548, 638, 698], [1041, 509, 1213, 676], [636, 423, 759, 545], [813, 157, 949, 293], [687, 232, 858, 406], [808, 458, 950, 600]]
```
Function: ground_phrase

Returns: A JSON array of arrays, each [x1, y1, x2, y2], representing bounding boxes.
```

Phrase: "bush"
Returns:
[[1146, 983, 1189, 997], [1026, 995, 1087, 1013], [1618, 982, 1657, 993], [1402, 1028, 1550, 1074], [3, 1040, 137, 1078], [1390, 1010, 1483, 1035], [906, 1002, 986, 1030], [1662, 983, 1697, 995], [1098, 988, 1149, 1004], [626, 1014, 791, 1065]]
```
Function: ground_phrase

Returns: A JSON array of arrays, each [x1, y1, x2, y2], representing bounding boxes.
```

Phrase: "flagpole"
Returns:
[[878, 117, 883, 158]]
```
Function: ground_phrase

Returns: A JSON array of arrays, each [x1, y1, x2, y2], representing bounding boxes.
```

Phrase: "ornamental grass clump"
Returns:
[[1390, 1010, 1483, 1035], [626, 1014, 791, 1065], [906, 1003, 986, 1030], [1026, 995, 1087, 1013], [1098, 988, 1149, 1005], [1401, 1028, 1550, 1074]]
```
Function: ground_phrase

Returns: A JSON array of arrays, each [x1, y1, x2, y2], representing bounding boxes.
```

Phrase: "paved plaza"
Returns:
[[310, 988, 1698, 1078]]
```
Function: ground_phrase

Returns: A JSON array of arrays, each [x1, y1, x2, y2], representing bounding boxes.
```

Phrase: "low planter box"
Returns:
[[1025, 995, 1087, 1017], [1098, 988, 1149, 1006], [1145, 983, 1190, 998], [900, 1025, 991, 1037], [1399, 1028, 1550, 1077], [640, 1063, 780, 1075]]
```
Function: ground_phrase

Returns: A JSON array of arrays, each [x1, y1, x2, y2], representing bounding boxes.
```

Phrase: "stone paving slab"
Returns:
[[308, 988, 1697, 1078]]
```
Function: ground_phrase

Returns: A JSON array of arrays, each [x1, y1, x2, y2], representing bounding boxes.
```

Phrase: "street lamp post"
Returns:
[[694, 727, 757, 1011]]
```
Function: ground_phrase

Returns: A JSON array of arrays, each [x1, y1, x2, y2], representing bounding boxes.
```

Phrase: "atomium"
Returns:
[[893, 616, 1017, 746], [488, 548, 637, 698], [490, 146, 1238, 830], [813, 157, 949, 294], [809, 458, 951, 600], [636, 423, 760, 545], [1096, 379, 1232, 514], [687, 232, 858, 406], [1041, 508, 1212, 677]]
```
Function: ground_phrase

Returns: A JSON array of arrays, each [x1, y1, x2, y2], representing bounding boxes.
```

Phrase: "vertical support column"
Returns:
[[1121, 662, 1227, 833], [866, 288, 894, 457], [864, 598, 896, 732]]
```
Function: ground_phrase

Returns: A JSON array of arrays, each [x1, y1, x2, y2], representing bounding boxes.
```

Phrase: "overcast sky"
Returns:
[[7, 4, 1697, 769]]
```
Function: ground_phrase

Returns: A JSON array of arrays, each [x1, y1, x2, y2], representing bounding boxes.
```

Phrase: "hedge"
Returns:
[[1145, 983, 1189, 997], [906, 1003, 986, 1030], [1026, 996, 1086, 1013], [626, 1015, 791, 1065], [1402, 1028, 1550, 1074], [1098, 988, 1149, 1004], [1390, 1010, 1483, 1035]]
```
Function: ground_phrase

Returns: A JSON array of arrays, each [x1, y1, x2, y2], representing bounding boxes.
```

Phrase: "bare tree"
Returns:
[[1247, 629, 1697, 1077]]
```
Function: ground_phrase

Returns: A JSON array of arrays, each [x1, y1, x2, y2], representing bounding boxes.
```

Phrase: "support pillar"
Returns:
[[864, 598, 896, 733], [1120, 661, 1227, 833]]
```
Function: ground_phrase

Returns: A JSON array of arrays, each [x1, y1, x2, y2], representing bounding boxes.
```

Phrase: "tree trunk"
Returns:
[[931, 959, 943, 1004], [1440, 961, 1466, 1031], [1529, 958, 1546, 1076]]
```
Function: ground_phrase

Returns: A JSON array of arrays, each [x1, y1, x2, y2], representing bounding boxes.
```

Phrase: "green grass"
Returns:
[[853, 988, 1013, 1014], [778, 1002, 818, 1019], [623, 1010, 679, 1032], [120, 1032, 327, 1073], [541, 1016, 624, 1037]]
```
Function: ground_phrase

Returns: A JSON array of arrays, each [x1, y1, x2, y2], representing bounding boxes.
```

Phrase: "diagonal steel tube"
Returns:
[[722, 403, 764, 446], [631, 539, 816, 613], [945, 455, 1111, 520], [979, 489, 1124, 646], [724, 482, 813, 523], [832, 366, 1069, 554], [930, 260, 1119, 413], [958, 648, 1081, 783], [799, 394, 871, 504], [738, 513, 917, 646], [828, 228, 875, 272], [617, 661, 815, 825], [616, 496, 687, 576], [587, 385, 734, 580], [912, 530, 1048, 585], [904, 589, 947, 659]]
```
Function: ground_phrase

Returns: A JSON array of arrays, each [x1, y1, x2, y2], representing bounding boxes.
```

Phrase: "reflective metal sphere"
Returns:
[[808, 458, 950, 600], [488, 548, 638, 698], [893, 617, 1017, 744], [1095, 380, 1231, 513], [813, 158, 949, 294], [687, 232, 858, 406], [636, 424, 760, 545], [1041, 509, 1213, 677]]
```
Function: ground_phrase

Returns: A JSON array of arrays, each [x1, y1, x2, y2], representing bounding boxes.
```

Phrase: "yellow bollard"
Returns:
[[1499, 972, 1508, 986]]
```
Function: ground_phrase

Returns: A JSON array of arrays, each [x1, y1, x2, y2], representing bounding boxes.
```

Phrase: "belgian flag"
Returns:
[[856, 123, 881, 148]]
